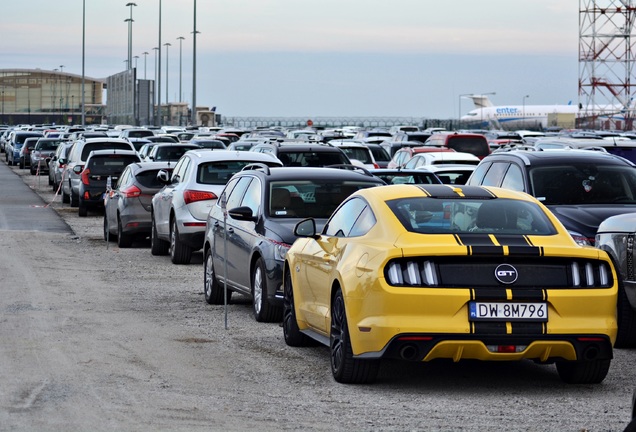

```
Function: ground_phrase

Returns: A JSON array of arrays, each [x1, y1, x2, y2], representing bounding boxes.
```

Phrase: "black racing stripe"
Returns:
[[493, 235, 531, 246], [510, 289, 547, 302], [457, 185, 498, 198], [473, 321, 507, 335], [455, 234, 495, 246], [472, 289, 508, 301], [507, 245, 542, 256], [510, 322, 545, 335], [417, 184, 458, 197], [470, 245, 505, 256]]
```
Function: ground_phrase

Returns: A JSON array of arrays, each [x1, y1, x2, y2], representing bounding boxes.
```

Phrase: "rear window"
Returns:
[[278, 150, 350, 167], [136, 169, 173, 188], [387, 197, 556, 235], [197, 160, 280, 185], [447, 136, 489, 158], [88, 155, 139, 175], [36, 140, 63, 151], [128, 130, 154, 138], [81, 143, 132, 160], [269, 181, 379, 218], [152, 146, 195, 161], [16, 134, 42, 144], [340, 147, 373, 164]]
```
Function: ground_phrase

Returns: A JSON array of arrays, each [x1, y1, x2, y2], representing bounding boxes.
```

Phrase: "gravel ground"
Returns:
[[1, 162, 635, 432]]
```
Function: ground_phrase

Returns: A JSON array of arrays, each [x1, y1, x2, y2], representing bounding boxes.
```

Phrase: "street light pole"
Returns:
[[523, 94, 530, 129], [191, 0, 198, 126], [142, 51, 149, 79], [177, 36, 185, 103], [164, 42, 171, 104], [81, 0, 85, 126], [125, 3, 137, 71], [157, 0, 162, 126]]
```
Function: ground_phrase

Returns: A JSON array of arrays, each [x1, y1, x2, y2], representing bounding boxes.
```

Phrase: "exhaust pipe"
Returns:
[[582, 345, 599, 361], [399, 344, 419, 361]]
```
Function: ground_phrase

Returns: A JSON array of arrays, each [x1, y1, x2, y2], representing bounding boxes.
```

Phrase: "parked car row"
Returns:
[[7, 122, 636, 388]]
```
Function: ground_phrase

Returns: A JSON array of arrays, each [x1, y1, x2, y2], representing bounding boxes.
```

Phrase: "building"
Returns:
[[0, 68, 106, 125]]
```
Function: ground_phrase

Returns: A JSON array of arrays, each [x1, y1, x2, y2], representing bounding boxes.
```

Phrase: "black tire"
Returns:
[[169, 218, 192, 264], [204, 248, 231, 304], [556, 359, 611, 384], [283, 266, 313, 347], [61, 186, 70, 204], [48, 174, 53, 186], [78, 203, 87, 217], [70, 190, 79, 208], [19, 160, 24, 169], [117, 216, 133, 248], [150, 213, 169, 256], [330, 288, 380, 384], [615, 279, 636, 348], [30, 165, 36, 175], [252, 257, 282, 322]]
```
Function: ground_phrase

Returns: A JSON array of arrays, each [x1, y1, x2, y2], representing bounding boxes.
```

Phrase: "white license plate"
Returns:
[[469, 301, 547, 322]]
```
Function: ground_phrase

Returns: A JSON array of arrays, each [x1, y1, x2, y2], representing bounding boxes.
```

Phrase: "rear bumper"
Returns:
[[358, 333, 613, 363]]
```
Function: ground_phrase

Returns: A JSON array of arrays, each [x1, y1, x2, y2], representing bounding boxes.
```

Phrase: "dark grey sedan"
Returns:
[[104, 161, 175, 248]]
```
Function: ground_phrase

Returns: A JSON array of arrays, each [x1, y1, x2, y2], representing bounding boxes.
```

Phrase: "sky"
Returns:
[[0, 1, 579, 119]]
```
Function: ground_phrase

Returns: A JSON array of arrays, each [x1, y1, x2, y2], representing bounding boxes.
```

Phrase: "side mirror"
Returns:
[[156, 169, 171, 184], [228, 206, 257, 222], [294, 218, 317, 238]]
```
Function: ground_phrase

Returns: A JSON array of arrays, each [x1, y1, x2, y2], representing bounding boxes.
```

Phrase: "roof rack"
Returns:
[[324, 164, 374, 177], [241, 162, 271, 175]]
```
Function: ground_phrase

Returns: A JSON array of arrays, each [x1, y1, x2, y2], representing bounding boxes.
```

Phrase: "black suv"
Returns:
[[76, 149, 141, 217], [466, 149, 636, 245], [250, 141, 351, 167], [202, 165, 384, 322]]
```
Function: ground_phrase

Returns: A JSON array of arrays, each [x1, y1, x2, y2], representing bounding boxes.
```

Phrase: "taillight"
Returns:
[[81, 168, 90, 185], [121, 185, 142, 198], [183, 190, 217, 204]]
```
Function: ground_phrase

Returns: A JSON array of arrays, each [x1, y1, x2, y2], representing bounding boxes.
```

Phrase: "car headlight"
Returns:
[[273, 241, 291, 261], [569, 230, 593, 246]]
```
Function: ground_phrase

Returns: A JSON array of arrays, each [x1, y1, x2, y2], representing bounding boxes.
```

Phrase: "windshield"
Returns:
[[269, 181, 378, 218], [387, 197, 557, 235], [530, 164, 636, 205]]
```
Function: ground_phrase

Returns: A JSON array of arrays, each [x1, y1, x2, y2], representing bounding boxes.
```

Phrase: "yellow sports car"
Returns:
[[282, 184, 618, 384]]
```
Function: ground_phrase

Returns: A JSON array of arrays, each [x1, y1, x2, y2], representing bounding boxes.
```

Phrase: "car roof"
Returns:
[[354, 183, 534, 202], [86, 149, 140, 158], [184, 149, 284, 164], [483, 149, 635, 166], [238, 166, 385, 183]]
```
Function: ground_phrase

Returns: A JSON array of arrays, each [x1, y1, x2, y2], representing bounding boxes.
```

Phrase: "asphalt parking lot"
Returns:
[[1, 160, 635, 431]]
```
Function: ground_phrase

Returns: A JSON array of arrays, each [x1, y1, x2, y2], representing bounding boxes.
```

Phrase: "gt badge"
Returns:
[[495, 264, 518, 284]]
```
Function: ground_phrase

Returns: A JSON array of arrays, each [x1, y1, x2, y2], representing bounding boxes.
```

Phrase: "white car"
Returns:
[[327, 139, 379, 169], [418, 163, 477, 185], [403, 151, 480, 169], [150, 150, 283, 264]]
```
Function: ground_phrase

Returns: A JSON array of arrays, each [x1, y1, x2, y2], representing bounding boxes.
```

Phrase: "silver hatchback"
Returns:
[[150, 149, 283, 264]]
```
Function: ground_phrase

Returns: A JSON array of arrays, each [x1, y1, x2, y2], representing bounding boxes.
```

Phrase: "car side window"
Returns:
[[348, 204, 376, 237], [324, 197, 368, 237], [117, 167, 131, 188], [226, 177, 252, 210], [467, 161, 492, 185], [171, 157, 189, 184], [481, 162, 510, 187], [240, 177, 261, 217], [500, 163, 525, 192]]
